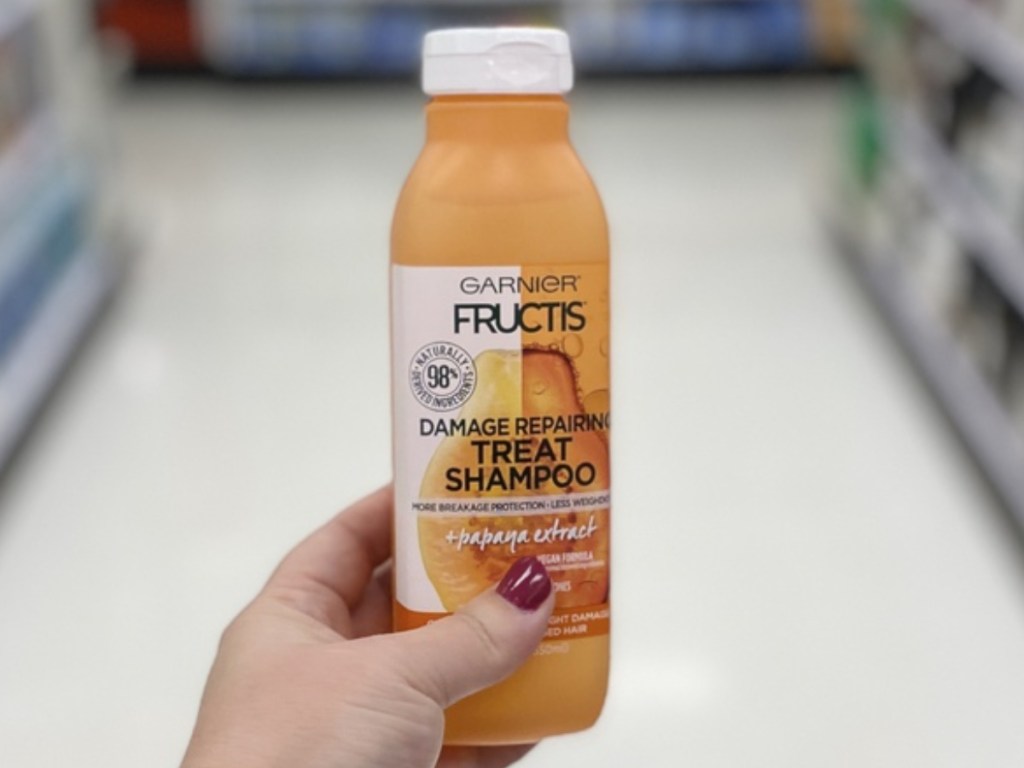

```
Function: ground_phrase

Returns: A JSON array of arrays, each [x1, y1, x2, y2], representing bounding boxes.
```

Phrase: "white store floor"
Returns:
[[3, 80, 1024, 767]]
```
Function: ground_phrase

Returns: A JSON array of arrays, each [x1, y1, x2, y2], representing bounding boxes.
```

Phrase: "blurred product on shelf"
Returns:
[[0, 0, 125, 472], [96, 0, 201, 69], [98, 0, 854, 76], [837, 0, 1024, 527], [807, 0, 857, 65]]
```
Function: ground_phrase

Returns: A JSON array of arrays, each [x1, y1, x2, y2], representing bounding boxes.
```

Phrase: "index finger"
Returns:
[[262, 485, 392, 632]]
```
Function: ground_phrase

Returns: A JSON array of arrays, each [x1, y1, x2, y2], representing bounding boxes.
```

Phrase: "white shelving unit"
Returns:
[[844, 0, 1024, 530], [836, 223, 1024, 522], [0, 251, 120, 466], [0, 0, 126, 472], [906, 0, 1024, 104], [888, 108, 1024, 319]]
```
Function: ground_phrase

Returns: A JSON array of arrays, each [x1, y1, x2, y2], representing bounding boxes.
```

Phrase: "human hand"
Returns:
[[181, 486, 555, 768]]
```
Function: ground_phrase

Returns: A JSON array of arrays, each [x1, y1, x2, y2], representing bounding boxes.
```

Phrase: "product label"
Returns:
[[392, 263, 610, 642]]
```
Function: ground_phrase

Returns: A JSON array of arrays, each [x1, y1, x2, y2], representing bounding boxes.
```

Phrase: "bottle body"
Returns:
[[390, 94, 610, 745]]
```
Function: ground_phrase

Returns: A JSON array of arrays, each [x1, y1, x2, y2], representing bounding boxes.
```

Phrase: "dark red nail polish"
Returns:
[[496, 556, 552, 611]]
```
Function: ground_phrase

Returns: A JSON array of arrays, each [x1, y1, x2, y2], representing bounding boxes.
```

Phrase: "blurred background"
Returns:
[[3, 0, 1024, 765]]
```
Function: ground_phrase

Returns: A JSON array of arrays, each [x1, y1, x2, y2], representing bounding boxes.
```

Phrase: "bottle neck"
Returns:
[[425, 94, 570, 144]]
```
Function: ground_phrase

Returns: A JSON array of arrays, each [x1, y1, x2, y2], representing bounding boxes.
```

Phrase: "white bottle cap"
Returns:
[[422, 27, 573, 96]]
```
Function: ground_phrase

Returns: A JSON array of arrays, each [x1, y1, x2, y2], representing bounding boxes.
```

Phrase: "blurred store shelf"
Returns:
[[99, 0, 855, 76], [841, 0, 1024, 529], [906, 0, 1024, 104], [888, 108, 1024, 320], [0, 1, 127, 472], [0, 249, 124, 469], [834, 221, 1024, 531]]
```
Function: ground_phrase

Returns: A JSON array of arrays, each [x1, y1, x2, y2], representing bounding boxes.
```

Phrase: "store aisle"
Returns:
[[2, 81, 1024, 767]]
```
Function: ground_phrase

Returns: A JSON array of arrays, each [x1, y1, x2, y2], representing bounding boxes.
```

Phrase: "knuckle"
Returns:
[[218, 608, 253, 650], [218, 618, 241, 650]]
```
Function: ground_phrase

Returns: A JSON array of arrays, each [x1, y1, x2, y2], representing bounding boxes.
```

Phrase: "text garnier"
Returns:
[[459, 274, 579, 295]]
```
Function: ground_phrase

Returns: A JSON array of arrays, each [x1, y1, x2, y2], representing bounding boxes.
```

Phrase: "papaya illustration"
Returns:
[[418, 348, 610, 611]]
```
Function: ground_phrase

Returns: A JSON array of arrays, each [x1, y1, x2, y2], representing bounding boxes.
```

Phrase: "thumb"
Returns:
[[387, 556, 555, 708]]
